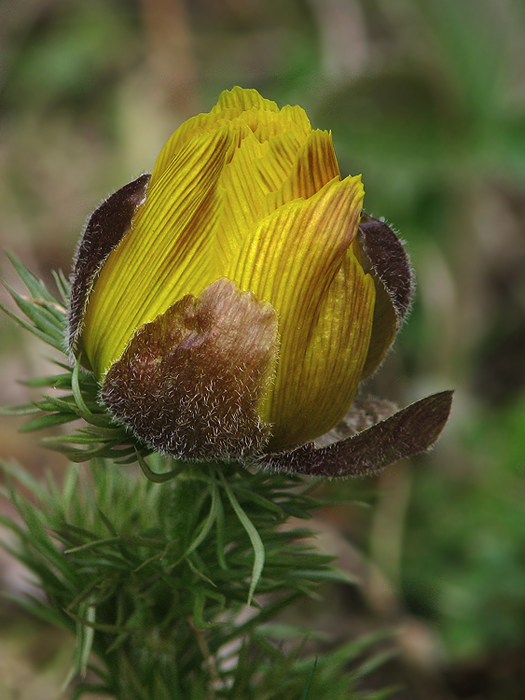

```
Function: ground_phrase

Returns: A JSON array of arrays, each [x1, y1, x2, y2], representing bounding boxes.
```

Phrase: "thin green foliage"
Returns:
[[219, 470, 265, 605], [1, 458, 391, 699]]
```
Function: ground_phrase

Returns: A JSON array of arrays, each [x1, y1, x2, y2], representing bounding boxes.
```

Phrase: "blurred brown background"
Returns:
[[1, 0, 525, 698]]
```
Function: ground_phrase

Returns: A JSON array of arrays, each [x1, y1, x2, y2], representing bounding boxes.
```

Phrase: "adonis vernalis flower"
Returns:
[[68, 87, 452, 475]]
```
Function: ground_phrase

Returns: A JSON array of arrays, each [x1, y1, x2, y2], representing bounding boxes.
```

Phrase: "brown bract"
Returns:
[[260, 391, 454, 477], [101, 278, 278, 461], [69, 174, 151, 361], [358, 213, 413, 378]]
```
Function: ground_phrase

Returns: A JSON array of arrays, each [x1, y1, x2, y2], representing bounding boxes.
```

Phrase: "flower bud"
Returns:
[[69, 87, 452, 470]]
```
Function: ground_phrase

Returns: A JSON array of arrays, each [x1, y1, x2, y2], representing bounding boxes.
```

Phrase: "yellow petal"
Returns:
[[214, 132, 272, 270], [246, 108, 310, 143], [151, 88, 305, 184], [215, 129, 308, 270], [254, 129, 306, 191], [149, 112, 217, 188], [266, 249, 376, 451], [151, 113, 255, 187], [82, 127, 232, 377], [227, 175, 365, 443], [278, 104, 313, 138], [263, 130, 340, 214], [211, 87, 313, 142], [211, 86, 281, 114], [229, 174, 364, 312]]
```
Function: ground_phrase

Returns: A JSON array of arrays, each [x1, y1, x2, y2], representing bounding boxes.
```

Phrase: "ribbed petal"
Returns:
[[230, 175, 363, 303], [151, 88, 311, 187], [149, 112, 217, 188], [227, 175, 365, 444], [264, 130, 340, 214], [266, 249, 375, 450], [211, 86, 318, 139], [247, 109, 311, 143], [214, 132, 273, 271], [82, 127, 232, 378], [211, 86, 281, 113], [210, 86, 312, 138], [254, 130, 305, 190], [151, 113, 255, 188], [214, 129, 308, 271]]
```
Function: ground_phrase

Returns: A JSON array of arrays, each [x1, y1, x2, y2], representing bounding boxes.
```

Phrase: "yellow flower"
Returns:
[[69, 87, 421, 463]]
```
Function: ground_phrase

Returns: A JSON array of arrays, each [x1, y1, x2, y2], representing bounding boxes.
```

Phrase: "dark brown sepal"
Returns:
[[359, 213, 413, 325], [101, 278, 279, 462], [259, 390, 453, 478], [68, 174, 151, 355], [358, 213, 414, 378]]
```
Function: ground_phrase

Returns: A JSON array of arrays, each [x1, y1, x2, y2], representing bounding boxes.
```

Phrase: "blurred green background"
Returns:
[[1, 0, 525, 698]]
